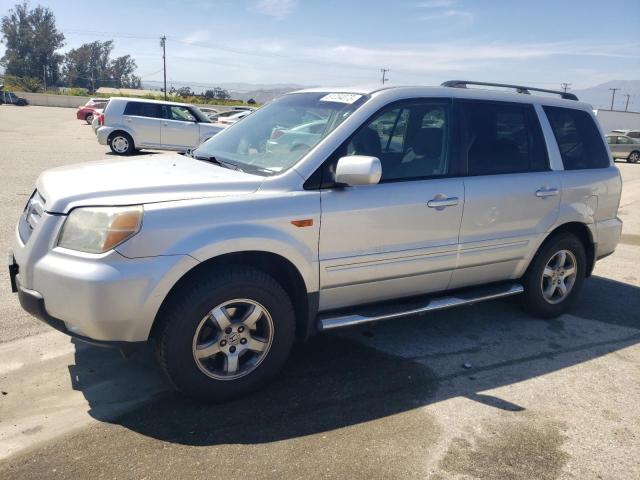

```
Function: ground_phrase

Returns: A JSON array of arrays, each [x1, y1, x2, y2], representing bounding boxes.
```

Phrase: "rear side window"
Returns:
[[460, 100, 548, 175], [123, 101, 162, 118], [543, 106, 610, 170]]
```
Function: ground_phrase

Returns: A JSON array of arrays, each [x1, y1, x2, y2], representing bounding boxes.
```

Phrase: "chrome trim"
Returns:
[[318, 283, 524, 331]]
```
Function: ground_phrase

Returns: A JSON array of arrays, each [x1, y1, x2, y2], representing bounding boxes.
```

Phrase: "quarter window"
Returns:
[[543, 106, 610, 170], [123, 102, 162, 118], [460, 101, 548, 175]]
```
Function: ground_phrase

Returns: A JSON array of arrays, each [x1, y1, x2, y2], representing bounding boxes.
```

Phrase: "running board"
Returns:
[[318, 283, 524, 331]]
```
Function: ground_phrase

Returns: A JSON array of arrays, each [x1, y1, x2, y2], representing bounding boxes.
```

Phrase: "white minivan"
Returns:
[[97, 98, 223, 155]]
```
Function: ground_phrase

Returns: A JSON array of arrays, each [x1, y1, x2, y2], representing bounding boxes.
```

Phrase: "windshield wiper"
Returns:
[[194, 154, 244, 172]]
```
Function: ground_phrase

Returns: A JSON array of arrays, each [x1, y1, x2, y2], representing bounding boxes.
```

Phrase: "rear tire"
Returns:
[[627, 151, 640, 163], [108, 132, 134, 155], [155, 266, 295, 402], [521, 233, 586, 318], [85, 113, 94, 124]]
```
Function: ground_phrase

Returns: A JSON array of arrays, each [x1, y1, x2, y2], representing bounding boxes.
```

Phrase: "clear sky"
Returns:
[[0, 0, 638, 90]]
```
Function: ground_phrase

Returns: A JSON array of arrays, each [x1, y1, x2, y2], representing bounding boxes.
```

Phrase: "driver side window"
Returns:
[[345, 101, 451, 182]]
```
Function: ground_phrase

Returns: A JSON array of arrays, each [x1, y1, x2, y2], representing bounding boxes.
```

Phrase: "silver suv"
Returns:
[[97, 97, 223, 155], [10, 81, 623, 401]]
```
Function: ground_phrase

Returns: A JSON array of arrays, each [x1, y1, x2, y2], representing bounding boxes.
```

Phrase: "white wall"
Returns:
[[594, 110, 640, 133], [15, 91, 236, 112]]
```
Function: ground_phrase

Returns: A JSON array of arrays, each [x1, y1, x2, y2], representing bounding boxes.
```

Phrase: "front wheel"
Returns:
[[628, 151, 640, 163], [155, 266, 295, 401], [521, 233, 586, 318]]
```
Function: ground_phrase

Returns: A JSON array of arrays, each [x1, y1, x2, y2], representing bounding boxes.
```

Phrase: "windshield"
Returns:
[[193, 92, 368, 175]]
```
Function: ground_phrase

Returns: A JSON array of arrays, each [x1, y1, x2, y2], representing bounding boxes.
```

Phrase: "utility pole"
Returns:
[[160, 35, 167, 100], [624, 94, 630, 112], [561, 82, 571, 92], [42, 65, 47, 92], [380, 68, 389, 85], [609, 87, 620, 110]]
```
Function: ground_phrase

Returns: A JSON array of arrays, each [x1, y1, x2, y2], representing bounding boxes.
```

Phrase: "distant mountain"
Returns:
[[573, 80, 640, 112], [140, 80, 308, 103]]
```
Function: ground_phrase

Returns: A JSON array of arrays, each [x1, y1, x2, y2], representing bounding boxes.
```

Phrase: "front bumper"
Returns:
[[12, 232, 199, 343]]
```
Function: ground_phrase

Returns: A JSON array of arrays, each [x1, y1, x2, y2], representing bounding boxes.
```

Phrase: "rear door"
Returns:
[[318, 99, 465, 310], [450, 99, 560, 289], [161, 105, 200, 149], [122, 101, 162, 146]]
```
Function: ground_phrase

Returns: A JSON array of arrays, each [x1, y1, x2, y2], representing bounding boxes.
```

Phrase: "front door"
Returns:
[[161, 105, 200, 149], [122, 101, 162, 146], [318, 99, 464, 310]]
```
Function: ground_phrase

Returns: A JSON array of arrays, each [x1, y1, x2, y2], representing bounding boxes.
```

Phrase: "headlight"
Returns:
[[57, 206, 143, 253]]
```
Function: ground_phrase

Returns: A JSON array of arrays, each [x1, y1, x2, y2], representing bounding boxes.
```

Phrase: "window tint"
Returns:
[[543, 106, 610, 170], [123, 101, 162, 118], [345, 101, 451, 181], [460, 101, 548, 175], [169, 106, 196, 122], [627, 131, 640, 139], [606, 136, 616, 145]]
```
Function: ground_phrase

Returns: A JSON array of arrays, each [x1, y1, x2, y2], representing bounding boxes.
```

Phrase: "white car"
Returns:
[[198, 107, 219, 120], [97, 98, 223, 155], [214, 110, 252, 126]]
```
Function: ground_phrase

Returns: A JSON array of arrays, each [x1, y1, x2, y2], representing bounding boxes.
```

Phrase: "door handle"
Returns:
[[535, 188, 559, 198], [427, 196, 459, 208]]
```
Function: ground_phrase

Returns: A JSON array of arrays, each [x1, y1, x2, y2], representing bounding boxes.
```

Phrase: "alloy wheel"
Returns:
[[111, 136, 129, 153], [192, 299, 274, 381], [540, 249, 577, 304]]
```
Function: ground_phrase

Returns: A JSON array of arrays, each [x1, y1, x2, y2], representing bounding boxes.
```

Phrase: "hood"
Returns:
[[37, 153, 264, 214]]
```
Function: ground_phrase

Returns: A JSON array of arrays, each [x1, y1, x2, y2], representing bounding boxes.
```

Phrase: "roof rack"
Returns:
[[441, 80, 579, 101]]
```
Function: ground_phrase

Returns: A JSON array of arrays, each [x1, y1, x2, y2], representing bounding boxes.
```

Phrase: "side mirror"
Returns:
[[335, 155, 382, 186]]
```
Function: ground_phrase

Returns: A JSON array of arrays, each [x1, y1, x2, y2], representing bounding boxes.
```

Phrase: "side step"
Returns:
[[318, 283, 524, 331]]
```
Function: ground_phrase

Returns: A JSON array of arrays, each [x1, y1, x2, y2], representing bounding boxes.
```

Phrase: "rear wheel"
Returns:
[[521, 233, 586, 318], [85, 113, 94, 124], [108, 132, 134, 155], [628, 151, 640, 163], [156, 266, 295, 402]]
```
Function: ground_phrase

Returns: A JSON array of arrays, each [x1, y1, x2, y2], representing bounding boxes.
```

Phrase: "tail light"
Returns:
[[99, 113, 104, 125]]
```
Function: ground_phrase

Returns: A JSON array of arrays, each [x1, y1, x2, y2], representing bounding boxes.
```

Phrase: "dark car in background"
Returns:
[[0, 91, 28, 106]]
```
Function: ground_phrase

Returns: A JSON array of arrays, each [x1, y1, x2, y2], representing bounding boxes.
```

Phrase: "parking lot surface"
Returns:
[[0, 106, 639, 479]]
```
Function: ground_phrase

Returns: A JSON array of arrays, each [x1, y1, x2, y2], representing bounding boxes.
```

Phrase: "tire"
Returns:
[[521, 233, 586, 318], [85, 113, 94, 124], [155, 266, 296, 402], [108, 132, 134, 155], [628, 151, 640, 164]]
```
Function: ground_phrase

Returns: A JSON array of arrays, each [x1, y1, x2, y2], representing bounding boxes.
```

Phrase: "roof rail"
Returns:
[[441, 80, 579, 101]]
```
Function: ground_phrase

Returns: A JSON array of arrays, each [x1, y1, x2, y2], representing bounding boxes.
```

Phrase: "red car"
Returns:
[[76, 98, 108, 124]]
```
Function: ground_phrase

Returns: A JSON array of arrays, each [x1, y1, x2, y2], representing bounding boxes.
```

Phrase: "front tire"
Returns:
[[108, 132, 134, 155], [627, 151, 640, 163], [155, 266, 295, 402], [521, 233, 586, 318]]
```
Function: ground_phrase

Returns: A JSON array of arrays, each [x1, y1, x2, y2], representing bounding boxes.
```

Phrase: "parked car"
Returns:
[[198, 107, 219, 120], [96, 97, 223, 155], [266, 119, 328, 154], [610, 129, 640, 140], [76, 98, 108, 124], [0, 91, 28, 106], [214, 109, 251, 126], [10, 82, 622, 402], [606, 134, 640, 163], [91, 109, 104, 134]]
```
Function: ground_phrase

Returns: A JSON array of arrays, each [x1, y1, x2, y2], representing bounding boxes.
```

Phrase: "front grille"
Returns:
[[18, 190, 46, 244]]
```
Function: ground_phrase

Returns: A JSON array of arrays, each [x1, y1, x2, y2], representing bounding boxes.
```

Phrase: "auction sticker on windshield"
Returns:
[[319, 93, 363, 104]]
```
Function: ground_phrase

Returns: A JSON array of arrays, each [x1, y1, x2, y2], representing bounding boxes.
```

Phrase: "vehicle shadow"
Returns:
[[104, 150, 162, 157], [69, 275, 640, 446]]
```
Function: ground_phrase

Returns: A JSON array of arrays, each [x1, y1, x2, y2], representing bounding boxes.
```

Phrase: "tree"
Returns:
[[0, 2, 65, 87], [62, 40, 116, 91], [108, 54, 140, 88], [176, 86, 193, 97], [213, 87, 230, 100]]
